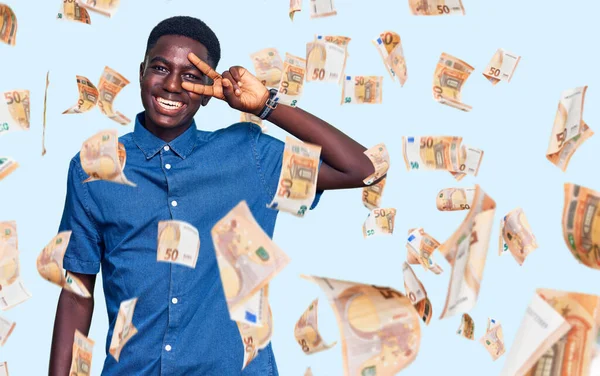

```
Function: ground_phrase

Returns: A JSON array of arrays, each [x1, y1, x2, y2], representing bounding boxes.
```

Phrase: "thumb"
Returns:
[[222, 78, 236, 100]]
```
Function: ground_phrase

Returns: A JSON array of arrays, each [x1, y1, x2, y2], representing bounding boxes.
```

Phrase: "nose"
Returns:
[[163, 71, 182, 94]]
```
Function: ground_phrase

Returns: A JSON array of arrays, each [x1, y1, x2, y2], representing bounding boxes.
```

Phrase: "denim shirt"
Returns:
[[58, 112, 323, 375]]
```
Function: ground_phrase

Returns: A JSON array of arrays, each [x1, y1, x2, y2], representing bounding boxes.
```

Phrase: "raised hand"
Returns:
[[181, 53, 270, 115]]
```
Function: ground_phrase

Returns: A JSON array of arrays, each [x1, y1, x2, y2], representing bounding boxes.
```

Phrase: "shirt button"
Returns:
[[172, 297, 178, 304], [163, 145, 170, 152], [165, 344, 172, 352], [165, 164, 171, 170], [171, 200, 178, 207]]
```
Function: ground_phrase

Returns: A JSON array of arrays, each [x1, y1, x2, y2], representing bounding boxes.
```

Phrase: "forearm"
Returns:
[[266, 105, 375, 186], [49, 290, 94, 376]]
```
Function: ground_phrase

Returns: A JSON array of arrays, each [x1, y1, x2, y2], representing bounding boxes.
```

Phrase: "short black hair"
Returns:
[[145, 16, 221, 67]]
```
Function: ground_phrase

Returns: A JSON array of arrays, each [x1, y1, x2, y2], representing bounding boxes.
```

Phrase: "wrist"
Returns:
[[255, 88, 279, 119]]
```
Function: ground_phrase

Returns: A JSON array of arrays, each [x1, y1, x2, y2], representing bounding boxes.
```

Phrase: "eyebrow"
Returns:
[[149, 56, 201, 73]]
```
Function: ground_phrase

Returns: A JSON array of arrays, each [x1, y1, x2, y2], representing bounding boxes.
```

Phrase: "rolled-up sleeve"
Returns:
[[248, 124, 324, 211], [58, 157, 103, 274]]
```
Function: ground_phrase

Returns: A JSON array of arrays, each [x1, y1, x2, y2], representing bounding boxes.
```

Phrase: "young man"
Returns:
[[49, 16, 377, 375]]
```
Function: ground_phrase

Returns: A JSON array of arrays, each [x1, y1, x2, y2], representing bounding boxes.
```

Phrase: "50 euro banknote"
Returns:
[[1, 90, 30, 135], [409, 0, 465, 15], [341, 76, 383, 105], [433, 53, 473, 111], [562, 183, 600, 270], [268, 137, 321, 217], [501, 289, 600, 376], [402, 136, 483, 180], [302, 275, 421, 376], [306, 35, 350, 84], [438, 185, 496, 319], [546, 86, 593, 171], [373, 31, 407, 86]]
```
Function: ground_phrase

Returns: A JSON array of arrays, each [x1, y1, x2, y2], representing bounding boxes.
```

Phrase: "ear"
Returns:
[[139, 62, 145, 83]]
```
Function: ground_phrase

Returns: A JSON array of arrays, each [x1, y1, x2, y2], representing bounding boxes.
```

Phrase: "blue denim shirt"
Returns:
[[58, 112, 323, 375]]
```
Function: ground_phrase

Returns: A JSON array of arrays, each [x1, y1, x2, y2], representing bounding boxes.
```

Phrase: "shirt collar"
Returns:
[[132, 112, 198, 160]]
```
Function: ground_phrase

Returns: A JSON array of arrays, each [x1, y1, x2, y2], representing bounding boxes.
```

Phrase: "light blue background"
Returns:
[[1, 0, 599, 375]]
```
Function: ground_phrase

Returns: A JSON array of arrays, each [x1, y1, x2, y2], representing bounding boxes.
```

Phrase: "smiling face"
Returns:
[[139, 34, 213, 139]]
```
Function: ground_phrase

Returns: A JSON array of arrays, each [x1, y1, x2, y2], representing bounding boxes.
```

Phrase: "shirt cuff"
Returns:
[[62, 255, 100, 275], [310, 159, 325, 210]]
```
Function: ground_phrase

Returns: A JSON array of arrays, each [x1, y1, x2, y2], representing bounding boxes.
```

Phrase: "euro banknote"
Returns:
[[499, 208, 538, 265], [483, 49, 521, 85], [109, 297, 138, 362], [80, 129, 137, 187], [562, 183, 600, 270], [302, 275, 421, 375], [546, 86, 593, 171], [295, 299, 337, 354], [433, 53, 473, 111]]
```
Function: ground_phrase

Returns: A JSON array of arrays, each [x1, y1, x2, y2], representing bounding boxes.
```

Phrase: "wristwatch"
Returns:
[[258, 88, 279, 120]]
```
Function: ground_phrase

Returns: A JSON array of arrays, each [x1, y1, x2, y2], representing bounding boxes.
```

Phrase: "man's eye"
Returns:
[[184, 74, 201, 80], [152, 66, 167, 72]]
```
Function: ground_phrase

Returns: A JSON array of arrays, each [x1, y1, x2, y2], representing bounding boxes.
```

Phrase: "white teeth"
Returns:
[[156, 97, 183, 109]]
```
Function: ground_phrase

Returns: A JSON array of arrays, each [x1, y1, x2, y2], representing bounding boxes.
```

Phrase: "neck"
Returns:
[[142, 114, 193, 143]]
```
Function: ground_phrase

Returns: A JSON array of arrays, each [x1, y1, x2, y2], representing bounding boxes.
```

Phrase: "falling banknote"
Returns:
[[373, 31, 407, 86], [240, 112, 267, 133], [437, 187, 476, 211], [433, 53, 474, 111], [0, 362, 6, 376], [267, 136, 321, 217], [0, 316, 15, 346], [362, 177, 386, 211], [0, 157, 18, 181], [250, 48, 284, 89], [499, 208, 538, 265], [406, 228, 444, 275], [289, 0, 302, 20], [479, 318, 505, 361], [482, 49, 521, 85], [80, 129, 137, 187], [306, 35, 350, 84], [69, 329, 94, 376], [302, 275, 421, 376], [408, 0, 465, 15], [36, 231, 91, 298], [57, 0, 91, 24], [562, 183, 600, 270], [0, 222, 31, 310], [309, 0, 337, 18], [438, 185, 496, 319], [546, 86, 593, 171], [97, 67, 131, 125], [275, 53, 306, 107], [42, 71, 49, 155], [295, 298, 337, 354], [363, 208, 396, 238], [0, 89, 30, 136], [0, 4, 17, 45], [363, 143, 389, 185], [76, 0, 120, 17], [501, 289, 600, 376], [63, 67, 131, 125], [456, 313, 474, 340], [238, 304, 273, 370], [403, 262, 433, 325], [212, 201, 290, 326], [109, 297, 138, 362], [402, 136, 484, 181], [341, 76, 383, 105], [156, 220, 200, 269]]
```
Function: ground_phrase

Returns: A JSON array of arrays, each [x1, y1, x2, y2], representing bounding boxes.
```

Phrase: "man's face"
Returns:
[[140, 35, 213, 130]]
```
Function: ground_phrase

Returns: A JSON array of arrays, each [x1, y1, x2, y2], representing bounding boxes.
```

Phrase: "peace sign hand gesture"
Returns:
[[181, 53, 270, 116]]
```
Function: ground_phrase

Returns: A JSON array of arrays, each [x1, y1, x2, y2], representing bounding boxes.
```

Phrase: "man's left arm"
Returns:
[[265, 105, 378, 191]]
